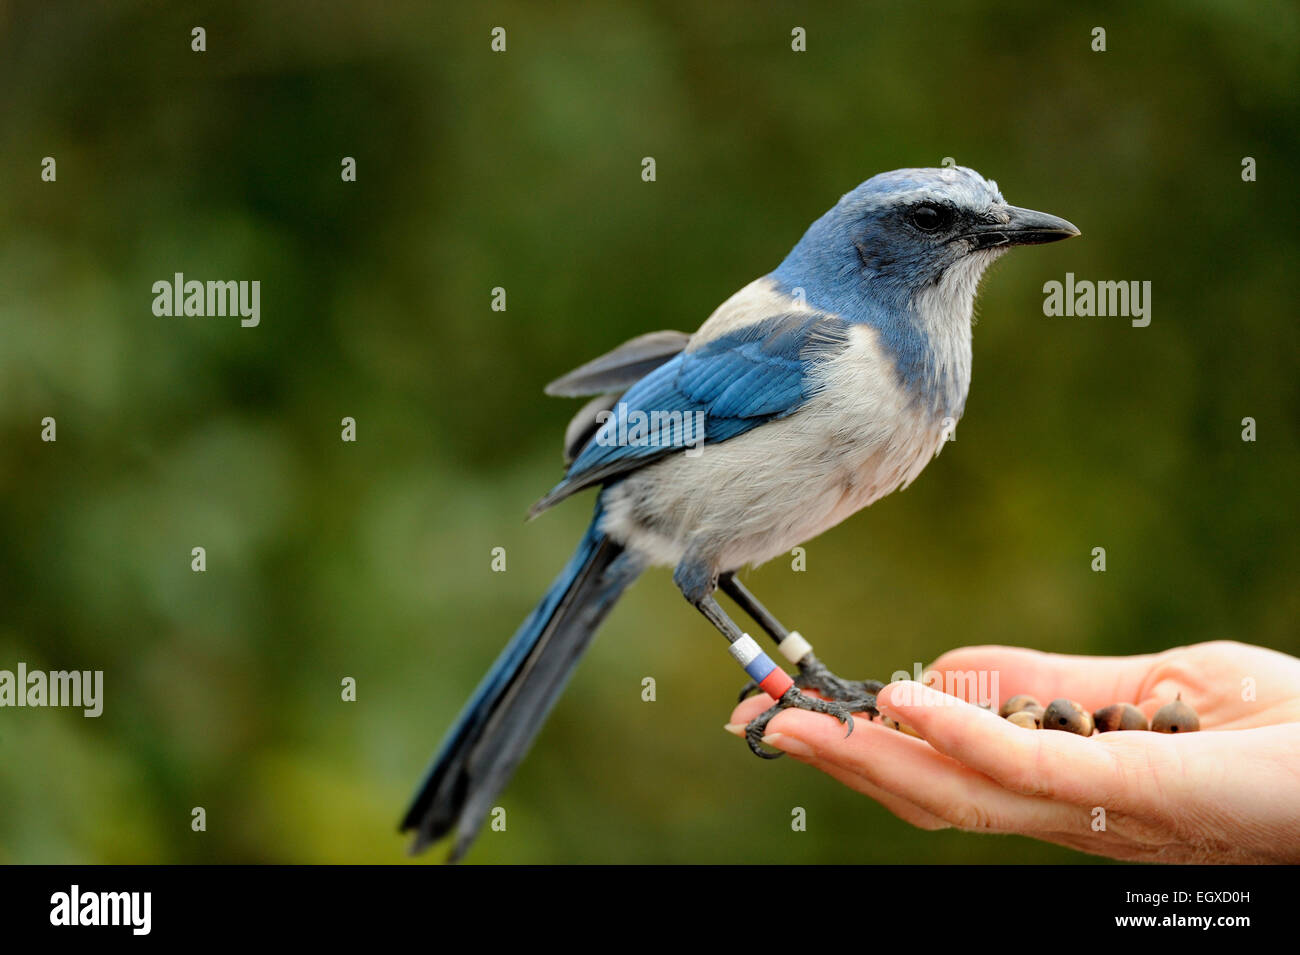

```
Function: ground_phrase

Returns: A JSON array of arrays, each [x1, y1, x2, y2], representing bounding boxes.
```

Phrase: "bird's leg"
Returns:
[[718, 572, 883, 713], [674, 562, 872, 759], [694, 594, 865, 759]]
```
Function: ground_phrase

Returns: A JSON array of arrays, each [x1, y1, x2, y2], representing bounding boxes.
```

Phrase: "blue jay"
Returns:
[[402, 166, 1079, 859]]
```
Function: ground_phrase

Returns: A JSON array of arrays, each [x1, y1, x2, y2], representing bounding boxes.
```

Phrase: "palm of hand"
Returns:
[[729, 641, 1300, 863]]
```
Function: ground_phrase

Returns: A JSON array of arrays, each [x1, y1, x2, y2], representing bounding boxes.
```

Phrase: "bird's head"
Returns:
[[775, 166, 1079, 312]]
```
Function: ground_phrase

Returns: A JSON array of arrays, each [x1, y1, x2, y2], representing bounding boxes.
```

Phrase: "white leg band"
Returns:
[[777, 630, 813, 664], [727, 634, 761, 666]]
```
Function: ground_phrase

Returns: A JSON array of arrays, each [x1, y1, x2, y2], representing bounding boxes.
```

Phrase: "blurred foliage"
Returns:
[[0, 0, 1296, 863]]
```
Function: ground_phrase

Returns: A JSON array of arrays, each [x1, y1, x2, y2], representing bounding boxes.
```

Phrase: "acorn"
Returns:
[[1042, 698, 1094, 735], [1093, 702, 1149, 733], [1152, 695, 1199, 733], [999, 694, 1042, 718], [1007, 710, 1041, 729]]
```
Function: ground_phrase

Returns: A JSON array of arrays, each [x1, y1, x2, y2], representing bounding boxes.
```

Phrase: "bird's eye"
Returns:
[[909, 205, 949, 233]]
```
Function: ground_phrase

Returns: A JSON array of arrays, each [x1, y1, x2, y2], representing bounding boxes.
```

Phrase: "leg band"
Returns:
[[729, 635, 794, 700], [777, 630, 813, 664]]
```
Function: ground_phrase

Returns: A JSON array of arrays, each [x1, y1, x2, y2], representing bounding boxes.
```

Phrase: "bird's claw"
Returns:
[[743, 686, 876, 759], [794, 657, 884, 718]]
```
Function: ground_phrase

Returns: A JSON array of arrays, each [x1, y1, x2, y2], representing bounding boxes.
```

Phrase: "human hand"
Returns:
[[727, 640, 1300, 862]]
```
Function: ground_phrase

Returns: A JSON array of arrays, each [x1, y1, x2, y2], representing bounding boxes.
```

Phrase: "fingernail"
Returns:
[[761, 733, 814, 758], [723, 723, 746, 737]]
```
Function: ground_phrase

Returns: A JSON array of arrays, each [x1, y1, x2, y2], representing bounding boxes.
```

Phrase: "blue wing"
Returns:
[[530, 311, 849, 515]]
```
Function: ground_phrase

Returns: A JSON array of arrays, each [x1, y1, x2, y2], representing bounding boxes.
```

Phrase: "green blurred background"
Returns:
[[0, 1, 1296, 863]]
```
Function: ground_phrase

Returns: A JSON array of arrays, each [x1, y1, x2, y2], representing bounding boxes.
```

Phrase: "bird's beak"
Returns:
[[961, 205, 1081, 249]]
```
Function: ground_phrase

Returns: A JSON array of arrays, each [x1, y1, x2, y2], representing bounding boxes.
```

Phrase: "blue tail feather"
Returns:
[[401, 509, 640, 859]]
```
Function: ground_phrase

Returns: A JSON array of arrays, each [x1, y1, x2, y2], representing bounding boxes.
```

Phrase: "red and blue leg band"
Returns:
[[728, 635, 794, 700]]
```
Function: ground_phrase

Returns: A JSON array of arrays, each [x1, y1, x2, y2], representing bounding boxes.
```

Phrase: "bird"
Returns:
[[401, 165, 1079, 860]]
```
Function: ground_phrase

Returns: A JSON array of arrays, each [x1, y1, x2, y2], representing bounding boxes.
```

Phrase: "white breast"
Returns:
[[600, 322, 955, 571]]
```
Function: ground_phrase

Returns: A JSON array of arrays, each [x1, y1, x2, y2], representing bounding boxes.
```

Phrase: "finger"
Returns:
[[729, 692, 792, 727], [877, 680, 1134, 806], [741, 704, 1091, 836], [925, 645, 1160, 712], [760, 732, 952, 831]]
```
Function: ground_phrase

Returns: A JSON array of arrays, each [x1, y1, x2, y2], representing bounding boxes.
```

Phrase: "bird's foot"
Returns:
[[794, 655, 883, 712], [738, 653, 882, 713], [743, 685, 876, 759]]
